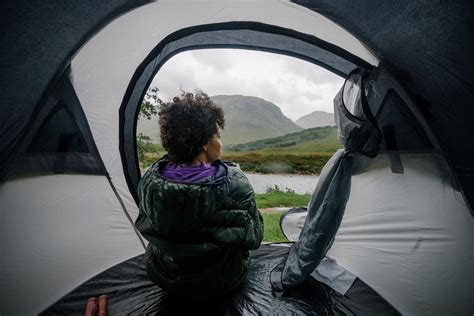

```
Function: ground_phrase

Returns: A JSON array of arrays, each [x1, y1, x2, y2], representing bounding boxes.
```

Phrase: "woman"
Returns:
[[135, 91, 264, 299]]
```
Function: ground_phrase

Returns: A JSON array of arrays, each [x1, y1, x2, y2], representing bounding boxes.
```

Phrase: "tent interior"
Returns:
[[1, 1, 473, 315]]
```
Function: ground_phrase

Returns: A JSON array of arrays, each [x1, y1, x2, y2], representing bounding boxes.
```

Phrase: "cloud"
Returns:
[[150, 49, 344, 120]]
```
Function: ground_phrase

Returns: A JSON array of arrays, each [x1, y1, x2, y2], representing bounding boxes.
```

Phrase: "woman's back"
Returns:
[[135, 91, 263, 298]]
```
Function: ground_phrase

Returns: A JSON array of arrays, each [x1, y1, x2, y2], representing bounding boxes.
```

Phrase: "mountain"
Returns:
[[212, 95, 303, 144], [295, 110, 335, 129], [138, 95, 303, 145]]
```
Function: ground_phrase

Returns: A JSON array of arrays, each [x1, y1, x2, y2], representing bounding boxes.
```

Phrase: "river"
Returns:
[[244, 173, 319, 194]]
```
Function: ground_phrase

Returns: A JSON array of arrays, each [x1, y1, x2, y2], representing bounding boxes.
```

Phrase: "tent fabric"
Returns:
[[292, 0, 474, 210], [0, 69, 106, 180], [272, 70, 383, 292], [280, 153, 474, 315], [376, 90, 433, 152], [309, 255, 357, 295], [41, 245, 400, 315], [271, 149, 353, 291], [0, 0, 151, 167], [1, 1, 473, 315], [334, 69, 382, 157], [0, 175, 144, 315]]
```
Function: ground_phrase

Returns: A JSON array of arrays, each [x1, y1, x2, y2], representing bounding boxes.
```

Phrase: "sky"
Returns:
[[150, 49, 344, 121]]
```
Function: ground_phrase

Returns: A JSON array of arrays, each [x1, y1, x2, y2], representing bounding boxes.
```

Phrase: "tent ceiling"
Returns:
[[0, 0, 150, 166]]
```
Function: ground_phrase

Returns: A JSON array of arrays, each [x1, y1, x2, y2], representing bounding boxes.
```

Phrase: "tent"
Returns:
[[1, 1, 473, 314]]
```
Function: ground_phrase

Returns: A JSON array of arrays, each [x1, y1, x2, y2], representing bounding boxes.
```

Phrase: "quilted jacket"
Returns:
[[135, 156, 264, 298]]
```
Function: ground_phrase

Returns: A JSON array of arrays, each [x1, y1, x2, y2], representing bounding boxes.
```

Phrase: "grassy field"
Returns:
[[222, 126, 341, 175], [261, 213, 289, 243], [255, 188, 310, 208], [222, 151, 333, 175], [256, 188, 310, 243]]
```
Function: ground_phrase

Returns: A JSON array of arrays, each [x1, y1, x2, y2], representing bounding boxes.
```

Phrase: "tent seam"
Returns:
[[107, 176, 146, 250]]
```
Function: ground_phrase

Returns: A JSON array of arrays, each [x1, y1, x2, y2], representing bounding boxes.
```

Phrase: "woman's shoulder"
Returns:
[[220, 160, 246, 179], [220, 161, 253, 192]]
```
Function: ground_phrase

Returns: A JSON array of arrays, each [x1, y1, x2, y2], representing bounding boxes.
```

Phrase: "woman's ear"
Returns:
[[203, 145, 208, 152]]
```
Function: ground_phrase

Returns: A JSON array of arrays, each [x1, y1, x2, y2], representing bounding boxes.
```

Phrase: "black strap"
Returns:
[[382, 125, 404, 174]]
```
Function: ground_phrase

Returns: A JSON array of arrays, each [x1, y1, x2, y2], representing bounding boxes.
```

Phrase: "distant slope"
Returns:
[[137, 95, 303, 145], [212, 95, 303, 144], [295, 110, 335, 129], [225, 125, 341, 153]]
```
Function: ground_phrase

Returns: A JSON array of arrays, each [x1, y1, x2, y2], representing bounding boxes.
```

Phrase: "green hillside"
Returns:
[[225, 125, 339, 153], [221, 126, 342, 174]]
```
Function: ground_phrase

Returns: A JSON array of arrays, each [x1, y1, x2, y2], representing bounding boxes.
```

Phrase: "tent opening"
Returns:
[[117, 21, 374, 206], [136, 48, 344, 242]]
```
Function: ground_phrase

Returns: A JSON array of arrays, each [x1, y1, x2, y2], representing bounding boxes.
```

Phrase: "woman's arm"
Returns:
[[209, 169, 264, 249]]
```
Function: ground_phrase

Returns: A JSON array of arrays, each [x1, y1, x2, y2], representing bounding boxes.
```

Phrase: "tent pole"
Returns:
[[106, 175, 147, 250]]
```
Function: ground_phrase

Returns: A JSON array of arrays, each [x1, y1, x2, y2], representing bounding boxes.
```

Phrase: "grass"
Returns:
[[222, 152, 333, 174], [221, 128, 341, 175], [261, 213, 289, 243], [256, 188, 310, 243], [255, 189, 310, 209]]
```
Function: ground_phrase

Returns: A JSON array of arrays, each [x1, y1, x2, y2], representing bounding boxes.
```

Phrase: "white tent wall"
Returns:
[[282, 153, 474, 315], [69, 0, 379, 219], [0, 175, 144, 315]]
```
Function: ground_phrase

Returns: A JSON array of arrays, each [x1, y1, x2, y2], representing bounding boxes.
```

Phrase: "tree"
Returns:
[[139, 86, 162, 119], [137, 86, 162, 168]]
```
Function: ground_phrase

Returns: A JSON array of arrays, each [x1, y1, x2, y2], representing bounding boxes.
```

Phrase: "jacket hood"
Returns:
[[151, 155, 229, 185]]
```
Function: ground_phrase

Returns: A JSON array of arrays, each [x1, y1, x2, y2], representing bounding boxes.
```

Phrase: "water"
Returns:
[[245, 173, 319, 194]]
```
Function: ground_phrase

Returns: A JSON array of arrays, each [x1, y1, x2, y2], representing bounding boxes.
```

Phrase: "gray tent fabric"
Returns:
[[0, 69, 107, 180], [271, 149, 353, 290], [291, 0, 474, 211], [271, 70, 382, 290], [0, 1, 150, 167], [277, 152, 474, 315]]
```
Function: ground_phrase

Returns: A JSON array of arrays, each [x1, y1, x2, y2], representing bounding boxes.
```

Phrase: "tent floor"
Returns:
[[41, 244, 399, 315]]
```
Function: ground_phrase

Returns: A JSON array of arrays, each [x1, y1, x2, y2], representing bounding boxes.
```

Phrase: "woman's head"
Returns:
[[159, 91, 225, 164]]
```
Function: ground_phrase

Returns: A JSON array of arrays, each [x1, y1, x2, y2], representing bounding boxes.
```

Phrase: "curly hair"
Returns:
[[159, 91, 225, 163]]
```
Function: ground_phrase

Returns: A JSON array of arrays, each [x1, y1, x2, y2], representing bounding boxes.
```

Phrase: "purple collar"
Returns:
[[161, 162, 217, 183]]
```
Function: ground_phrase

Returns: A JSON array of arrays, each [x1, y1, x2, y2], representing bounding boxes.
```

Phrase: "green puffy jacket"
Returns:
[[135, 157, 264, 298]]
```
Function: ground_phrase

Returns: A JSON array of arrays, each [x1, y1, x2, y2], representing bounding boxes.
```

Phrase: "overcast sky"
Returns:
[[150, 49, 344, 121]]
